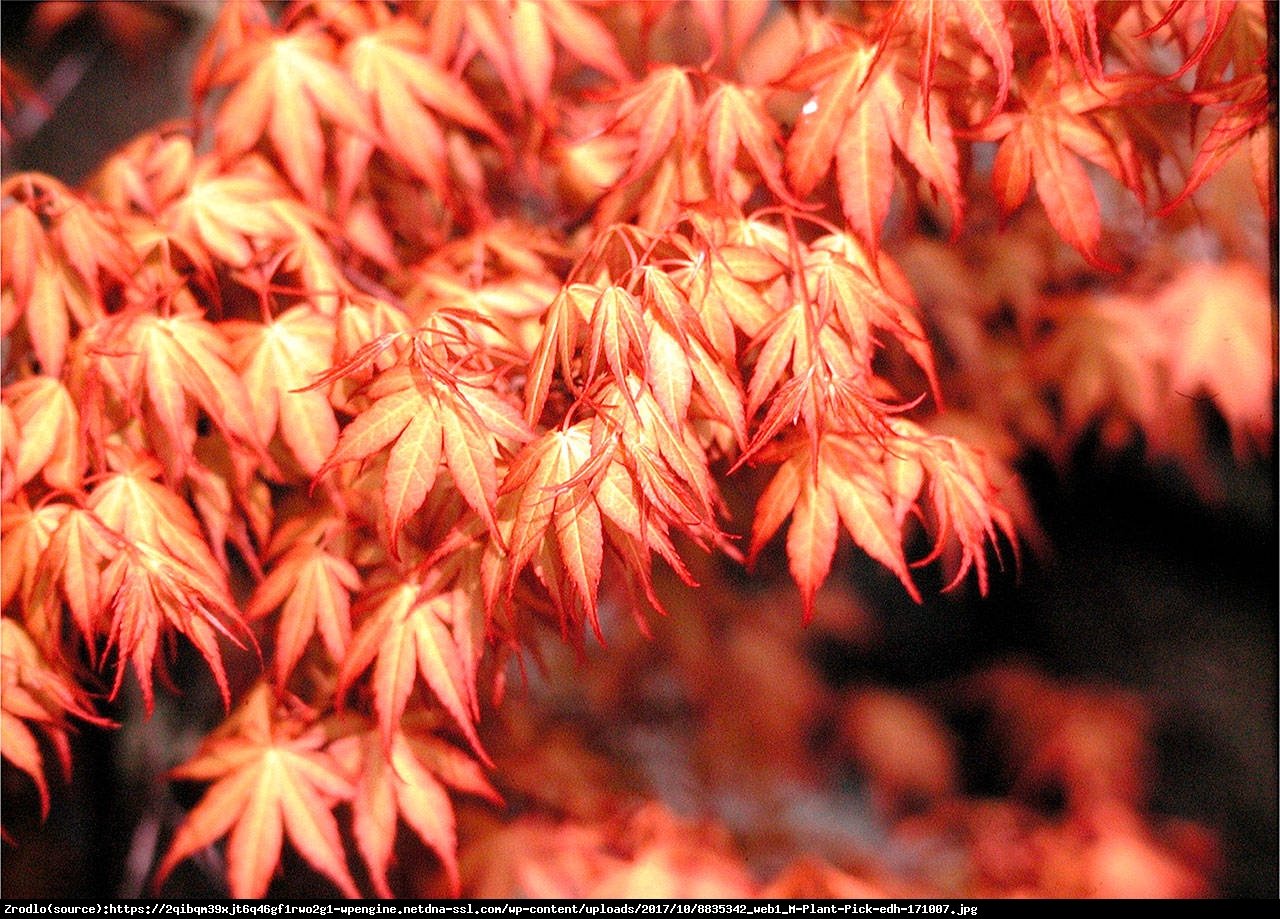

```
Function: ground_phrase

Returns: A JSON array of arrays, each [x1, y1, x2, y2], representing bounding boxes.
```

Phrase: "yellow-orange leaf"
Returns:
[[337, 585, 486, 763], [157, 685, 358, 898]]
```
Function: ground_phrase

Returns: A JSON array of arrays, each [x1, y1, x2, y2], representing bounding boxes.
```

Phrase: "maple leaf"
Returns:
[[2, 376, 84, 494], [1161, 72, 1270, 217], [749, 435, 919, 620], [886, 421, 1017, 595], [1153, 261, 1274, 457], [78, 465, 250, 712], [1, 500, 69, 630], [88, 125, 198, 218], [86, 305, 263, 473], [247, 543, 360, 688], [342, 17, 506, 201], [976, 64, 1159, 267], [1, 175, 135, 376], [0, 618, 104, 818], [206, 27, 375, 202], [336, 583, 486, 761], [330, 721, 500, 897], [316, 356, 532, 555], [701, 81, 799, 207], [1030, 292, 1170, 458], [156, 685, 358, 898], [437, 0, 629, 112], [498, 424, 606, 630], [782, 37, 964, 250], [896, 0, 1013, 128], [159, 159, 297, 270], [225, 306, 340, 476], [24, 507, 118, 656], [591, 66, 700, 228]]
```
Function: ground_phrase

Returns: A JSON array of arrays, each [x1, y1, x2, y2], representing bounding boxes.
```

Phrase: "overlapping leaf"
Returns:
[[342, 17, 505, 200], [156, 685, 358, 898], [782, 39, 964, 250], [0, 618, 104, 818], [316, 357, 531, 555], [1, 176, 135, 376], [87, 307, 263, 472], [330, 721, 499, 897], [336, 583, 485, 760], [976, 64, 1159, 266], [225, 306, 339, 476], [247, 544, 360, 687], [206, 28, 374, 201]]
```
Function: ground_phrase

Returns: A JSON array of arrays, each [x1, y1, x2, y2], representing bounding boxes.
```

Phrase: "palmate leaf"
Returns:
[[898, 0, 1013, 127], [0, 618, 105, 818], [86, 465, 250, 711], [2, 376, 84, 494], [343, 16, 506, 201], [702, 82, 799, 207], [750, 435, 919, 620], [782, 39, 964, 251], [976, 64, 1159, 267], [317, 362, 532, 556], [159, 160, 297, 270], [499, 423, 604, 629], [225, 306, 340, 477], [87, 306, 263, 472], [247, 544, 360, 688], [336, 583, 486, 762], [750, 422, 1015, 617], [1, 175, 135, 377], [1161, 72, 1270, 217], [206, 27, 374, 202], [430, 0, 629, 112], [156, 685, 358, 898], [330, 721, 500, 897], [1, 500, 68, 630]]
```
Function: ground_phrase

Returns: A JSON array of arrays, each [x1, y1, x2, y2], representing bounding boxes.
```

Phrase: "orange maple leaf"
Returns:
[[86, 306, 264, 474], [782, 37, 964, 250], [0, 618, 105, 818], [342, 17, 506, 202], [247, 543, 360, 688], [207, 28, 374, 202], [1, 175, 135, 376], [86, 466, 250, 712], [156, 685, 358, 898], [336, 583, 486, 762], [2, 375, 84, 494], [316, 358, 532, 556], [749, 434, 919, 619], [330, 721, 500, 897], [225, 305, 340, 477], [976, 64, 1159, 267], [437, 0, 629, 112]]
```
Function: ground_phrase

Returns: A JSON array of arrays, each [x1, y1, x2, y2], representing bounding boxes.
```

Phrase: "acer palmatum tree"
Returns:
[[0, 0, 1273, 899]]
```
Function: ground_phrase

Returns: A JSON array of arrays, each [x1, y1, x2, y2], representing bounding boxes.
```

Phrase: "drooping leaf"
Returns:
[[336, 584, 487, 762], [0, 618, 104, 818], [226, 306, 339, 476], [247, 545, 360, 687], [783, 39, 963, 250], [330, 722, 499, 897]]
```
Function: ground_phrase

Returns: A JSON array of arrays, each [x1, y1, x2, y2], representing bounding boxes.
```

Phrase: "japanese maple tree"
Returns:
[[1, 0, 1273, 900]]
